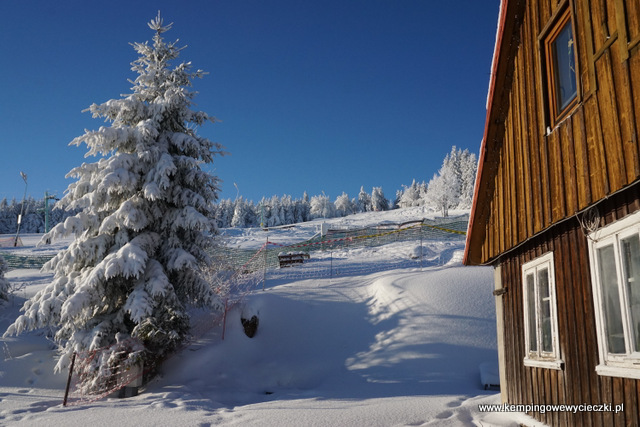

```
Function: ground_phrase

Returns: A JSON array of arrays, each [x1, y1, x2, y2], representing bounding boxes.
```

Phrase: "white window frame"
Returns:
[[522, 252, 563, 369], [588, 209, 640, 379]]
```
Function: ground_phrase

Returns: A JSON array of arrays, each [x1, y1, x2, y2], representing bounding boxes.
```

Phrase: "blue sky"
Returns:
[[0, 0, 499, 205]]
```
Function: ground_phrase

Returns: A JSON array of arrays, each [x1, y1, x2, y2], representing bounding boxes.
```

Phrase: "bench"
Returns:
[[278, 252, 310, 268]]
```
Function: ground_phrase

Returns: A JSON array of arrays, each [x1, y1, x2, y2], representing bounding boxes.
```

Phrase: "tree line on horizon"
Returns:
[[213, 145, 477, 227], [0, 197, 78, 236], [0, 146, 476, 235]]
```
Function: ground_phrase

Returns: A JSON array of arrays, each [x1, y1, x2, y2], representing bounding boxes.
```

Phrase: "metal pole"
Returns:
[[63, 352, 77, 407], [420, 227, 423, 271], [260, 202, 265, 229], [44, 191, 49, 234], [14, 172, 28, 247], [43, 192, 59, 235], [221, 299, 228, 340], [330, 251, 333, 283], [262, 236, 268, 291]]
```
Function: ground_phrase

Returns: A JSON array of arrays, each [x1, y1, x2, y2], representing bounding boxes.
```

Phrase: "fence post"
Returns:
[[262, 237, 268, 291], [330, 251, 333, 282], [420, 228, 423, 271], [63, 352, 77, 407], [222, 298, 228, 340]]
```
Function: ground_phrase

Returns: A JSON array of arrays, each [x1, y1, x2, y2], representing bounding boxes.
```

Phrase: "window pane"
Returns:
[[551, 19, 577, 112], [598, 245, 626, 354], [621, 235, 640, 352], [538, 268, 553, 353], [526, 273, 537, 352]]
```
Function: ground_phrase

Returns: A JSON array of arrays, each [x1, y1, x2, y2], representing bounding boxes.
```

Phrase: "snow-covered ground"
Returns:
[[0, 207, 543, 426]]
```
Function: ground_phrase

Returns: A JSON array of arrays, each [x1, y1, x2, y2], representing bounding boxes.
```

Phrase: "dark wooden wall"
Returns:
[[499, 183, 640, 426], [466, 0, 640, 266]]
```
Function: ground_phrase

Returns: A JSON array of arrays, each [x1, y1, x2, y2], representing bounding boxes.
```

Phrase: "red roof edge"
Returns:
[[463, 0, 509, 266]]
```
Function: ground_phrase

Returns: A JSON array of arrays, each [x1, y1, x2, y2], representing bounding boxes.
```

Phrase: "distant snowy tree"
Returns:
[[371, 187, 389, 211], [393, 189, 403, 210], [214, 199, 235, 228], [425, 152, 461, 217], [280, 195, 295, 225], [294, 193, 311, 223], [257, 197, 270, 227], [391, 146, 476, 214], [457, 149, 477, 209], [357, 186, 372, 213], [425, 174, 445, 216], [446, 146, 462, 186], [259, 196, 285, 228], [269, 195, 286, 227], [334, 192, 354, 217], [0, 199, 12, 234], [0, 197, 76, 234], [21, 197, 45, 233], [0, 255, 9, 302], [299, 192, 311, 222], [0, 198, 20, 234], [398, 180, 423, 208], [231, 197, 251, 228], [4, 14, 225, 378], [310, 194, 336, 219]]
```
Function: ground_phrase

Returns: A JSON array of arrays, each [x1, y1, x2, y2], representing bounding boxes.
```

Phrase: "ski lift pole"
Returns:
[[43, 191, 59, 234], [14, 172, 28, 247]]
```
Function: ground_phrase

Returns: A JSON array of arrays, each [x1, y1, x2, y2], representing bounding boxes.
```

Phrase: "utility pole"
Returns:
[[43, 191, 59, 234], [14, 172, 28, 247]]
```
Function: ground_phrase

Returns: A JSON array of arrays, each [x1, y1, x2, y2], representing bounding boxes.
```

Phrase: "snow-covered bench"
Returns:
[[278, 252, 310, 268]]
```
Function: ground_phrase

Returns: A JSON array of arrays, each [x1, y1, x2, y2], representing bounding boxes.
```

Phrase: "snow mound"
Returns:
[[151, 265, 501, 424], [0, 209, 542, 426]]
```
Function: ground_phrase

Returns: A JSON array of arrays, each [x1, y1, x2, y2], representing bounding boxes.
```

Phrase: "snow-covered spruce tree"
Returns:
[[357, 186, 372, 213], [425, 153, 461, 217], [457, 148, 478, 209], [310, 194, 336, 219], [4, 14, 224, 377], [334, 192, 354, 217], [0, 255, 9, 303], [297, 192, 311, 222], [371, 187, 389, 212], [231, 197, 256, 228], [398, 179, 422, 208]]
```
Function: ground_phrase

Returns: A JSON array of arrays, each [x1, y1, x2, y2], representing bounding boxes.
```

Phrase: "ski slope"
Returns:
[[0, 207, 543, 426]]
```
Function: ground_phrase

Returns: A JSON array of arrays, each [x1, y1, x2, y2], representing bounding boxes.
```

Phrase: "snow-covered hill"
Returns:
[[0, 207, 542, 426]]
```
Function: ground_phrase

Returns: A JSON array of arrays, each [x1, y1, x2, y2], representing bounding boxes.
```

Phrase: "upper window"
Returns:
[[543, 6, 579, 128], [522, 252, 563, 369], [589, 210, 640, 379]]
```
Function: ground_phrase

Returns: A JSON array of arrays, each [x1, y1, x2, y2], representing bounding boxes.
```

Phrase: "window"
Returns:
[[589, 210, 640, 379], [522, 252, 563, 369], [542, 6, 579, 128]]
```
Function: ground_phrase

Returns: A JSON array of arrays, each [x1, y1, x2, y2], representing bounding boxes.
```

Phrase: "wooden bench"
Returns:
[[278, 252, 310, 268]]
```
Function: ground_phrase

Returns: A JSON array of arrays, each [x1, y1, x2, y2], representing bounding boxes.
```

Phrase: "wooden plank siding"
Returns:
[[464, 1, 640, 426], [465, 0, 640, 266], [498, 183, 640, 426]]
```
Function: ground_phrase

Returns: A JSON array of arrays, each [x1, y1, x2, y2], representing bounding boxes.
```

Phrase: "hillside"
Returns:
[[0, 207, 542, 426]]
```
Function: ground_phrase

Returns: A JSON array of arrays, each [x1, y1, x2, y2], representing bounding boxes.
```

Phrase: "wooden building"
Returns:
[[463, 0, 640, 425]]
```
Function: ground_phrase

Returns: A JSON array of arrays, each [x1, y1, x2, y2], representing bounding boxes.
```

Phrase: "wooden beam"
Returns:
[[581, 0, 598, 99], [614, 0, 629, 61]]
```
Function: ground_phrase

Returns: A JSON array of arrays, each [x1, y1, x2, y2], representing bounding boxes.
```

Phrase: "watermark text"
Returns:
[[478, 402, 624, 415]]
